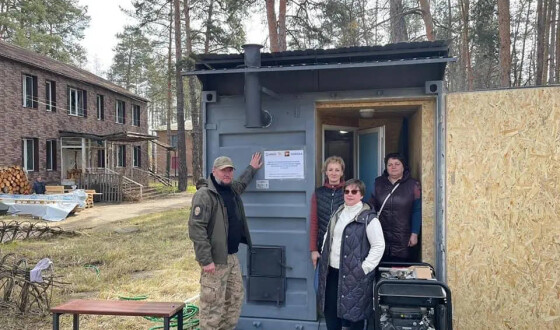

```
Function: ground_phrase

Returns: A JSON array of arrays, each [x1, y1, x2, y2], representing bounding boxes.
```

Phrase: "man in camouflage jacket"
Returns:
[[189, 153, 262, 329]]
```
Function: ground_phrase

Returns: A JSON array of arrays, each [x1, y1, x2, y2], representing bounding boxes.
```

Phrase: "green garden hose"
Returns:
[[83, 264, 100, 276], [117, 295, 199, 329]]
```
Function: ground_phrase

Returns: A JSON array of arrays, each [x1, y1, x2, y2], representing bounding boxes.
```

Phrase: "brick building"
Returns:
[[0, 41, 151, 186], [152, 120, 193, 179]]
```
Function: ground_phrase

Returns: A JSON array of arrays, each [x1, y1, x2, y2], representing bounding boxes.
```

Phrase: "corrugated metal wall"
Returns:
[[205, 95, 318, 321]]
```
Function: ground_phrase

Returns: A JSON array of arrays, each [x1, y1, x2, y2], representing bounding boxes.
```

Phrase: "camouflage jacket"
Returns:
[[188, 166, 257, 266]]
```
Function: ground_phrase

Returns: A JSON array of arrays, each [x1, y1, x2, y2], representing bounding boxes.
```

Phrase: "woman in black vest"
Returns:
[[310, 156, 345, 269], [317, 179, 385, 330], [370, 153, 422, 262]]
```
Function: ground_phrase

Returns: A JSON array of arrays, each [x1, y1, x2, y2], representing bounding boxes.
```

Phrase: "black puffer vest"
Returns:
[[317, 204, 377, 322], [373, 170, 418, 260], [315, 184, 344, 252]]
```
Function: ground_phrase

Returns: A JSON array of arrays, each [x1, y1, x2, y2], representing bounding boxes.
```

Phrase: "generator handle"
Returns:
[[374, 279, 453, 330]]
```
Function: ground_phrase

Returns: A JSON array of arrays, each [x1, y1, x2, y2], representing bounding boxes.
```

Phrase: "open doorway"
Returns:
[[316, 100, 426, 261]]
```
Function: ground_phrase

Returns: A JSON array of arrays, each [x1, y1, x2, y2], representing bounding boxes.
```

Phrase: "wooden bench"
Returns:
[[51, 299, 185, 330]]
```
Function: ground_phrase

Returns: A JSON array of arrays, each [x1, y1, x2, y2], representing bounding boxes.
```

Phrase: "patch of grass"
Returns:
[[149, 182, 179, 194], [0, 208, 200, 330], [148, 182, 197, 194]]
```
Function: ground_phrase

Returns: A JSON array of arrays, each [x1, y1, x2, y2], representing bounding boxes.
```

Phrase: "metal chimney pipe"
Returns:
[[243, 44, 264, 128]]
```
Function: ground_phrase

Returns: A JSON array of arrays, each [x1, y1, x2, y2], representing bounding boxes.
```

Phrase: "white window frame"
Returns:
[[133, 146, 141, 167], [97, 94, 104, 120], [69, 87, 85, 116], [45, 80, 55, 111], [23, 138, 35, 171], [46, 139, 56, 171], [117, 145, 126, 167], [116, 100, 125, 124], [23, 74, 36, 108], [132, 105, 140, 126]]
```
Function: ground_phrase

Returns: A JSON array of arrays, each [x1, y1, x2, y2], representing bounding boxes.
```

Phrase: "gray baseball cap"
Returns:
[[213, 156, 235, 170]]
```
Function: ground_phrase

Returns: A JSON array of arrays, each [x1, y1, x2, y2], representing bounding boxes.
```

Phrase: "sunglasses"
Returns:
[[344, 189, 360, 195]]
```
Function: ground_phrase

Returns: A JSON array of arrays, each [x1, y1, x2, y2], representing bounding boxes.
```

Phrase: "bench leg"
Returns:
[[177, 310, 184, 330], [163, 316, 170, 330], [52, 313, 61, 330], [73, 313, 79, 330]]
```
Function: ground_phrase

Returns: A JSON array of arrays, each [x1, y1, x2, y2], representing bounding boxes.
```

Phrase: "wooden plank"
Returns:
[[45, 186, 65, 194]]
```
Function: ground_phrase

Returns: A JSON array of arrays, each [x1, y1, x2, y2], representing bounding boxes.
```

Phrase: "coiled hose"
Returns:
[[118, 295, 199, 330]]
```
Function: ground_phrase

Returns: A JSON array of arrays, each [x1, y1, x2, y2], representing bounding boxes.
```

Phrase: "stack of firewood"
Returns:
[[0, 166, 32, 194]]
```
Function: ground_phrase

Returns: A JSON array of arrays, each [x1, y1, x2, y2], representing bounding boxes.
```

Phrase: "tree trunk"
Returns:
[[266, 0, 279, 52], [166, 5, 173, 179], [556, 0, 560, 82], [548, 0, 556, 83], [277, 0, 287, 51], [173, 0, 187, 192], [543, 0, 551, 83], [536, 0, 546, 85], [447, 0, 452, 39], [517, 0, 532, 86], [389, 0, 408, 43], [184, 0, 202, 184], [418, 0, 435, 41], [460, 0, 473, 90], [126, 46, 133, 90], [204, 0, 214, 53], [497, 0, 511, 87]]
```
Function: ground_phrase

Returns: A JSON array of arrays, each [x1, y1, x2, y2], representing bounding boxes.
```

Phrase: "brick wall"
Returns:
[[0, 57, 149, 184]]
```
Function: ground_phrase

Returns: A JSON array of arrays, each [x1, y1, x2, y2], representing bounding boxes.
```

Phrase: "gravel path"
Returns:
[[55, 192, 193, 231]]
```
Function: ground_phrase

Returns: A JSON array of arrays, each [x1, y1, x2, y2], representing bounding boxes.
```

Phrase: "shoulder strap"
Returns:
[[378, 183, 400, 215]]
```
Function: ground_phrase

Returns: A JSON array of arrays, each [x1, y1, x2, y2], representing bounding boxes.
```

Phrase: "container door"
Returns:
[[358, 127, 385, 201]]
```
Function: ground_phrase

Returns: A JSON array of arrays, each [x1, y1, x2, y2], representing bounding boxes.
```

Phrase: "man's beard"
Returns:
[[215, 177, 231, 186]]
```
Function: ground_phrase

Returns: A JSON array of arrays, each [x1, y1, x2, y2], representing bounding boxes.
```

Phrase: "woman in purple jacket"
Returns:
[[370, 153, 421, 262]]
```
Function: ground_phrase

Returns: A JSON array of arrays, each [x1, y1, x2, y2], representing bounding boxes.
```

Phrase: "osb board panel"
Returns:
[[447, 87, 560, 329], [409, 109, 422, 180], [420, 101, 435, 265]]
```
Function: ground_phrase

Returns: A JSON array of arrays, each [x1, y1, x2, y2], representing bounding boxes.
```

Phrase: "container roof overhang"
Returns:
[[185, 40, 455, 95]]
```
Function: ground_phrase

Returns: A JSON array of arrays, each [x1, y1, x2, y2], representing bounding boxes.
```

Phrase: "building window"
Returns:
[[170, 134, 178, 148], [133, 146, 141, 167], [45, 80, 56, 111], [132, 105, 141, 126], [116, 100, 125, 124], [68, 87, 87, 117], [117, 145, 126, 167], [23, 74, 38, 108], [97, 149, 105, 168], [96, 94, 104, 120], [46, 139, 57, 171], [22, 138, 38, 171]]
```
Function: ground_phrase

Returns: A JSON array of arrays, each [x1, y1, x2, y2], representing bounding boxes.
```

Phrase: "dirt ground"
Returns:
[[50, 192, 193, 231]]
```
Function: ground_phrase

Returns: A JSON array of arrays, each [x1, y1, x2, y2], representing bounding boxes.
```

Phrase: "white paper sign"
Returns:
[[264, 150, 304, 179]]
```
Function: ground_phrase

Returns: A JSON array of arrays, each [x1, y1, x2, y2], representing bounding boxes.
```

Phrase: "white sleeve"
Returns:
[[361, 218, 385, 275]]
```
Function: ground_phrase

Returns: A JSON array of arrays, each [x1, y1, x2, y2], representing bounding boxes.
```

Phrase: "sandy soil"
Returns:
[[53, 192, 193, 231]]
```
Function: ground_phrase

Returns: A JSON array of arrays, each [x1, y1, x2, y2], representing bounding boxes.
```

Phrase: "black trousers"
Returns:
[[324, 267, 365, 330]]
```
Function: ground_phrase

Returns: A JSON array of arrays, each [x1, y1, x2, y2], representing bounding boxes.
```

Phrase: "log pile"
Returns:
[[0, 166, 32, 194]]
